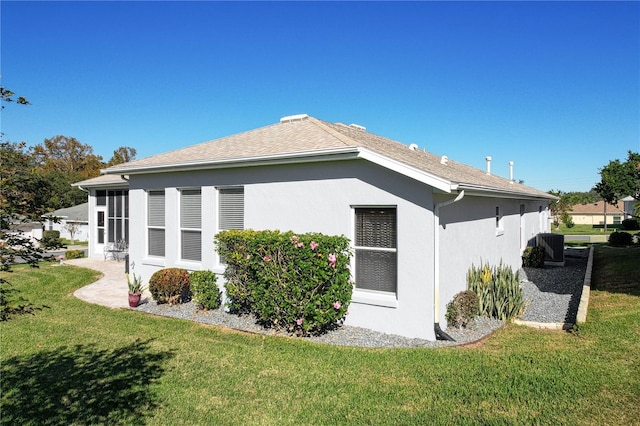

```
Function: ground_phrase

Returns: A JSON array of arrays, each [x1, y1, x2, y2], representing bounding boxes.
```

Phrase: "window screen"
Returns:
[[354, 208, 397, 293]]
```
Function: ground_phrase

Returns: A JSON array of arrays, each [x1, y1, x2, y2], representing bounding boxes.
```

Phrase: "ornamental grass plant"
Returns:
[[467, 261, 526, 321]]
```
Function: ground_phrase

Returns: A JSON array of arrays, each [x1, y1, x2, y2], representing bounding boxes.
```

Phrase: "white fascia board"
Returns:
[[103, 147, 362, 175], [456, 184, 558, 201], [356, 148, 453, 193]]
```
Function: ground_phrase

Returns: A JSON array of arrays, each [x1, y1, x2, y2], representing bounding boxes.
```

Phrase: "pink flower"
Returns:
[[296, 242, 304, 248], [333, 301, 341, 310], [263, 256, 271, 262], [290, 235, 299, 243], [310, 241, 318, 251], [328, 253, 337, 268], [296, 318, 303, 326], [246, 255, 251, 260]]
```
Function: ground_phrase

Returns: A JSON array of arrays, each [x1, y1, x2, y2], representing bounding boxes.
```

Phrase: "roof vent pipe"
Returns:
[[509, 161, 514, 183], [485, 156, 492, 175], [409, 143, 419, 151], [440, 155, 448, 165]]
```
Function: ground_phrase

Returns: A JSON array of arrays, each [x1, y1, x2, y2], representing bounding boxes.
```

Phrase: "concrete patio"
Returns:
[[65, 258, 152, 309]]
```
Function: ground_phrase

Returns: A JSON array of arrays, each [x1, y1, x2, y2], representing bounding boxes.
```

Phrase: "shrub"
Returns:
[[522, 246, 545, 268], [65, 249, 84, 259], [622, 218, 639, 230], [216, 229, 352, 335], [445, 290, 479, 329], [190, 270, 221, 310], [609, 231, 633, 247], [41, 230, 63, 249], [148, 268, 191, 305], [467, 261, 525, 321]]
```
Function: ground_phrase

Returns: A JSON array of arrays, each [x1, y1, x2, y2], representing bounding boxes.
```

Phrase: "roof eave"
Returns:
[[456, 183, 558, 201], [103, 147, 363, 176]]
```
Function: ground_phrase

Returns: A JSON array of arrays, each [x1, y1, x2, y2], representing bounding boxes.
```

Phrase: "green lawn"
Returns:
[[551, 223, 618, 235], [1, 247, 639, 425]]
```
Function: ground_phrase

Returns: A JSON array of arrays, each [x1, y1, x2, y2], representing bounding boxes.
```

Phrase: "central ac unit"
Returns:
[[536, 233, 565, 265]]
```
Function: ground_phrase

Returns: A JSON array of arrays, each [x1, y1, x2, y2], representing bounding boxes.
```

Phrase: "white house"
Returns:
[[42, 203, 90, 242], [74, 114, 554, 341]]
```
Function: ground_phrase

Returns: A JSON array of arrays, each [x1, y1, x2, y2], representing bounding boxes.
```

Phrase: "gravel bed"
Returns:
[[135, 247, 588, 348], [519, 247, 589, 324], [135, 300, 504, 349]]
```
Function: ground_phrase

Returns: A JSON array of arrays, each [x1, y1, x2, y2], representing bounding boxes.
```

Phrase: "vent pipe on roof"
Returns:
[[509, 161, 514, 183], [440, 155, 448, 165], [485, 156, 492, 175], [280, 114, 309, 123], [409, 143, 419, 151]]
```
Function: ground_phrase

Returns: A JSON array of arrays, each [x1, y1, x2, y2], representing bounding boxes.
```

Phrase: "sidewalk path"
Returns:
[[65, 258, 151, 309]]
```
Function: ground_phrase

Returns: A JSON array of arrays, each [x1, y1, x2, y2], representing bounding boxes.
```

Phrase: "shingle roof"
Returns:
[[72, 174, 129, 188], [104, 115, 554, 199], [43, 203, 89, 222], [570, 201, 626, 215]]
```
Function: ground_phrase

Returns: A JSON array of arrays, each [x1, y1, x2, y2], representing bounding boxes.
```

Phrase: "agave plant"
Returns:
[[126, 273, 146, 294]]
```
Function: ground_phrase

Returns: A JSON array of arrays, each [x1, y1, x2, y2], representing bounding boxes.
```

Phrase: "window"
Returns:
[[96, 190, 106, 206], [107, 190, 129, 243], [219, 187, 244, 230], [495, 206, 503, 234], [180, 189, 202, 261], [97, 211, 105, 244], [148, 190, 165, 257], [354, 208, 397, 294], [613, 216, 622, 225]]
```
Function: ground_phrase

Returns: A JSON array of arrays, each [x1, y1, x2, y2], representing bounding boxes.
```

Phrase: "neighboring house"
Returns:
[[42, 203, 90, 242], [569, 200, 631, 226], [3, 219, 43, 246], [74, 114, 555, 341]]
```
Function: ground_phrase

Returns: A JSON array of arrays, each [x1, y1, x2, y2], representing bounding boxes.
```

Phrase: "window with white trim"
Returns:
[[354, 207, 397, 294], [218, 187, 244, 230], [180, 188, 202, 261], [148, 190, 165, 257]]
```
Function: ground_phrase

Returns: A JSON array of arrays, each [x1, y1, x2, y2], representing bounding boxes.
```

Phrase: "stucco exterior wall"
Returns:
[[127, 160, 439, 340], [437, 197, 549, 327]]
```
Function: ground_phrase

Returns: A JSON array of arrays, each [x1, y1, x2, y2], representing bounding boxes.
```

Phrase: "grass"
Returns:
[[551, 223, 618, 235], [1, 249, 639, 425]]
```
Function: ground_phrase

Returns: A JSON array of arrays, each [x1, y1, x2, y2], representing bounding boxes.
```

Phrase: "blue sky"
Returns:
[[2, 1, 638, 193]]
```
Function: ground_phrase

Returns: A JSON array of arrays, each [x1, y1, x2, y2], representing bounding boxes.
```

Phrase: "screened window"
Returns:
[[180, 189, 202, 261], [96, 190, 107, 206], [219, 187, 244, 230], [107, 190, 128, 243], [354, 208, 397, 294], [148, 190, 165, 257]]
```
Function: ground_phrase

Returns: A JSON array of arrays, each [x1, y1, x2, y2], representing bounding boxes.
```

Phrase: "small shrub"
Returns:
[[522, 246, 545, 268], [622, 218, 639, 230], [41, 230, 63, 249], [467, 261, 525, 321], [609, 231, 633, 247], [446, 290, 479, 329], [148, 268, 191, 305], [65, 249, 84, 259], [190, 270, 221, 310]]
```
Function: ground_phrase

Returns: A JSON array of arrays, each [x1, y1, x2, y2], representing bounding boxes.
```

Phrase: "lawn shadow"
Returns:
[[1, 338, 174, 425]]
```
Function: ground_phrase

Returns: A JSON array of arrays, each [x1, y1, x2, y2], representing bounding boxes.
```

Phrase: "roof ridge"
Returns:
[[306, 117, 358, 147]]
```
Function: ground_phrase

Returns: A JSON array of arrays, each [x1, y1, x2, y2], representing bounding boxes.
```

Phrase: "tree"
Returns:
[[548, 190, 574, 229], [107, 146, 137, 167], [595, 151, 640, 204], [0, 86, 30, 108], [30, 135, 104, 179], [0, 90, 43, 320]]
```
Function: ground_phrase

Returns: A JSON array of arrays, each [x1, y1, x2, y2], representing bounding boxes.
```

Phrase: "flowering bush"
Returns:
[[445, 290, 479, 328], [215, 230, 352, 335], [148, 268, 191, 305]]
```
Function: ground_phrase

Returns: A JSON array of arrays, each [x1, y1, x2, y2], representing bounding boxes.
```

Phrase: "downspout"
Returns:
[[433, 190, 465, 341]]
